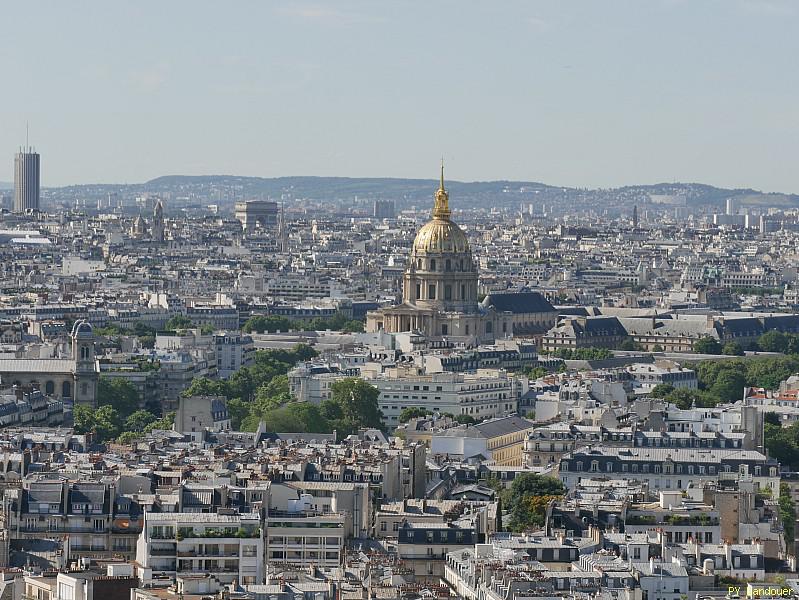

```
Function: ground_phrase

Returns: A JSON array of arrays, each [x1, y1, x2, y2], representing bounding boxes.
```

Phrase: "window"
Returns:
[[461, 284, 466, 299], [442, 325, 448, 335], [444, 285, 452, 300], [415, 284, 421, 299], [428, 284, 436, 299], [430, 259, 436, 271]]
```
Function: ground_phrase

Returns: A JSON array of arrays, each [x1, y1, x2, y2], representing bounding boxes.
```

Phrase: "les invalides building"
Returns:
[[366, 166, 558, 343]]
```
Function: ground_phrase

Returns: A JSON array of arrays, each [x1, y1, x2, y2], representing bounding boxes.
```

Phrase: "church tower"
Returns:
[[152, 200, 165, 242], [71, 320, 98, 406]]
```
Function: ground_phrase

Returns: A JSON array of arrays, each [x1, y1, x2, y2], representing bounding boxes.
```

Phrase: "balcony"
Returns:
[[176, 527, 260, 540]]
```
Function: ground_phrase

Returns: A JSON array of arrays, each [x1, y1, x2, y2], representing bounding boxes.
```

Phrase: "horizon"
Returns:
[[1, 173, 794, 197], [2, 1, 798, 192]]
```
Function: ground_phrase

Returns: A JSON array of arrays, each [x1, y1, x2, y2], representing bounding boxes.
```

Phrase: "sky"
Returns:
[[1, 0, 797, 192]]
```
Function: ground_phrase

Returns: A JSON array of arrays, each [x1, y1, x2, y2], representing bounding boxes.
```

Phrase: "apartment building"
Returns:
[[136, 512, 263, 585]]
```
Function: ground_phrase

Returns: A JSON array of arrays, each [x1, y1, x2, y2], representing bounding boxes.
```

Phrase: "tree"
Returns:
[[242, 402, 329, 434], [256, 374, 291, 406], [74, 405, 123, 443], [552, 347, 613, 360], [664, 388, 700, 410], [505, 473, 566, 532], [652, 344, 665, 352], [722, 342, 745, 356], [455, 414, 476, 425], [200, 324, 215, 335], [619, 338, 642, 351], [710, 370, 746, 403], [322, 378, 383, 436], [144, 412, 175, 433], [226, 398, 250, 430], [649, 383, 675, 398], [399, 407, 428, 423], [524, 367, 549, 380], [124, 409, 157, 433], [780, 483, 796, 547], [765, 422, 799, 470], [165, 315, 194, 330], [181, 377, 229, 398], [242, 315, 292, 334], [693, 336, 722, 355], [764, 412, 782, 426], [341, 320, 365, 333], [116, 431, 141, 445], [759, 330, 789, 353], [73, 404, 95, 436], [96, 377, 140, 419], [133, 322, 156, 337]]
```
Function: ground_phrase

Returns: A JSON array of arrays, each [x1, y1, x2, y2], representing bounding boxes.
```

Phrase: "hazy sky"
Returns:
[[1, 1, 797, 191]]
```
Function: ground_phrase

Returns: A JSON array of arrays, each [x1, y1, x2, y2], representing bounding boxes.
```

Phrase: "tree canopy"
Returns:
[[504, 473, 566, 532], [96, 377, 140, 420], [693, 336, 722, 355]]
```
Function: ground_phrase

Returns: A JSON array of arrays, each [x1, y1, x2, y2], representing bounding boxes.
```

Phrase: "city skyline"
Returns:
[[1, 1, 798, 192]]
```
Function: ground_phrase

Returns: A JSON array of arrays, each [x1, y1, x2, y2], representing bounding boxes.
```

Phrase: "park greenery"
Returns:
[[72, 376, 175, 443], [540, 347, 613, 360], [181, 345, 382, 437], [780, 482, 796, 547], [397, 406, 476, 425], [95, 317, 215, 347], [487, 473, 566, 532], [649, 354, 799, 409], [242, 312, 364, 334], [764, 415, 799, 471], [75, 344, 383, 443]]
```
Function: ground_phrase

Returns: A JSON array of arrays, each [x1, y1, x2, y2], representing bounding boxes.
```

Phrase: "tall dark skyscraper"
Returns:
[[14, 147, 40, 212]]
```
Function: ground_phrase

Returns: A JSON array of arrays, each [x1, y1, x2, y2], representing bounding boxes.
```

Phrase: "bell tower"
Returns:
[[71, 320, 98, 406]]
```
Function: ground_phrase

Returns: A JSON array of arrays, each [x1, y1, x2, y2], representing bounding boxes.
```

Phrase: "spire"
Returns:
[[433, 159, 451, 220]]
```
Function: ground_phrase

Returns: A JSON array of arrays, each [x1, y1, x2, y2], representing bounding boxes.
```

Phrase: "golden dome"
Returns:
[[411, 162, 470, 255], [412, 219, 469, 254]]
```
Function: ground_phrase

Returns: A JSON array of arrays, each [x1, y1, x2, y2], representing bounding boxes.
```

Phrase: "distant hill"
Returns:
[[144, 175, 558, 200], [143, 175, 799, 209], [43, 175, 799, 211]]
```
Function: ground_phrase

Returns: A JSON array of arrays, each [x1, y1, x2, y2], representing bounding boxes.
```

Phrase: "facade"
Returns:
[[367, 167, 513, 343], [0, 320, 99, 406], [431, 416, 537, 466], [213, 331, 254, 378], [234, 200, 278, 233], [14, 148, 40, 212], [369, 367, 521, 426], [3, 476, 142, 564], [559, 446, 780, 495], [152, 200, 165, 242], [542, 315, 628, 352], [136, 512, 264, 585], [175, 395, 231, 435]]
